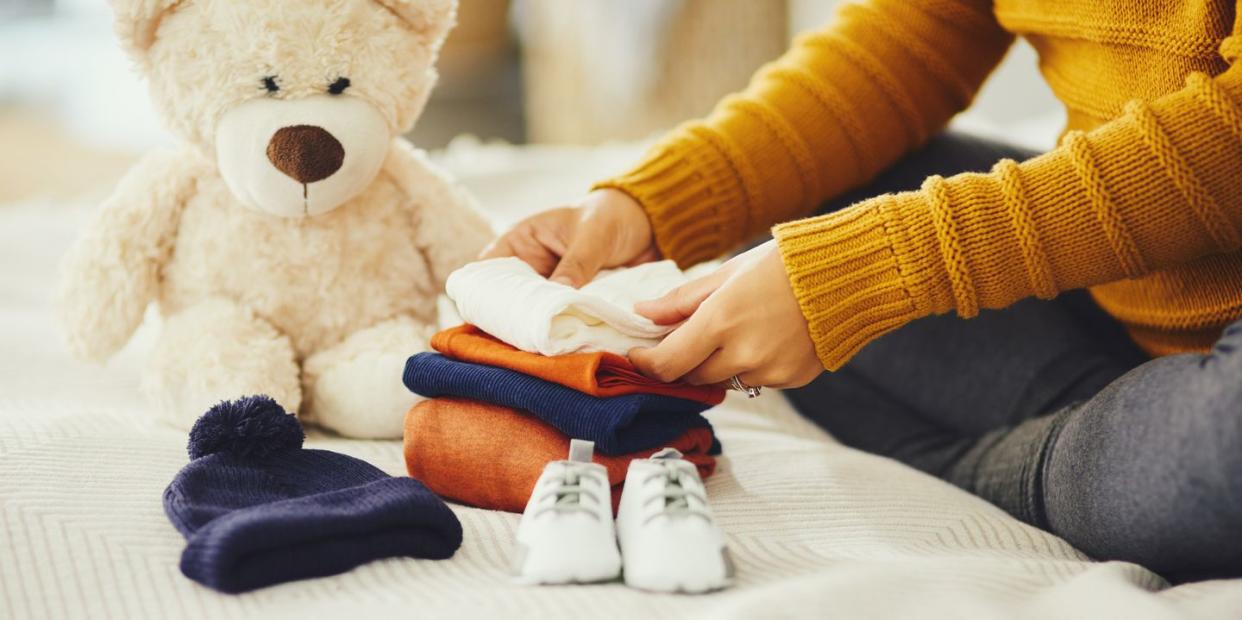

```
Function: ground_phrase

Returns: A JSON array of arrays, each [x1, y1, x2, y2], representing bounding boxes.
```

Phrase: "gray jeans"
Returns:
[[784, 133, 1242, 582]]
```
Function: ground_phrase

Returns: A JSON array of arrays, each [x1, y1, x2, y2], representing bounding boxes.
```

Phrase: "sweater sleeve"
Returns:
[[593, 0, 1013, 267], [777, 27, 1242, 370]]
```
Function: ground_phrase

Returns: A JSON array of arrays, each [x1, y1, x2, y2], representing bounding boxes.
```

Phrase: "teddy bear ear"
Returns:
[[375, 0, 458, 50], [110, 0, 184, 58]]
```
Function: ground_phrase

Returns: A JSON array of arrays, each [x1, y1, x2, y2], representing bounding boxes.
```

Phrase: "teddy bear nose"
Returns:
[[265, 125, 345, 184]]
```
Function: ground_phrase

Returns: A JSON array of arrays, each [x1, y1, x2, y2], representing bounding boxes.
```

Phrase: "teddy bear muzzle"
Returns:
[[215, 94, 391, 219]]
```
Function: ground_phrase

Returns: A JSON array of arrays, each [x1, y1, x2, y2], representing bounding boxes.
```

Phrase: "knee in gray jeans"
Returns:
[[1187, 319, 1242, 481], [1043, 318, 1242, 578], [1177, 318, 1242, 459]]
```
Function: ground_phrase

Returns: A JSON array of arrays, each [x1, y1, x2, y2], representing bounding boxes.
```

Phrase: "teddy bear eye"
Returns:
[[327, 77, 351, 95], [262, 76, 280, 93]]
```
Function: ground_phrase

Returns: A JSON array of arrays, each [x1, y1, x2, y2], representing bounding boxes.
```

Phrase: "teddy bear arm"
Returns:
[[59, 148, 202, 362], [385, 140, 495, 289]]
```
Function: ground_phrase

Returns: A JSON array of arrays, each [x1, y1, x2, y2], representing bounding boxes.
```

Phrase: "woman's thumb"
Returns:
[[549, 231, 609, 288]]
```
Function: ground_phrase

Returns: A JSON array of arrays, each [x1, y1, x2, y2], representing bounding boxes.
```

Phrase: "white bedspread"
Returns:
[[3, 141, 1241, 619]]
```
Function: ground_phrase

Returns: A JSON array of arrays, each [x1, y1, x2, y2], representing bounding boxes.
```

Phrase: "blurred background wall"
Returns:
[[0, 0, 1062, 205], [519, 0, 789, 143]]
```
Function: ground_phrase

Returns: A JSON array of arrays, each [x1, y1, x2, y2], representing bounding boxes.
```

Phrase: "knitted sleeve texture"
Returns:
[[594, 0, 1013, 267], [778, 28, 1242, 369]]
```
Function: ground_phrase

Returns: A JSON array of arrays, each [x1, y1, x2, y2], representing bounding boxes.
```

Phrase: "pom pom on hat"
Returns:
[[187, 395, 304, 460]]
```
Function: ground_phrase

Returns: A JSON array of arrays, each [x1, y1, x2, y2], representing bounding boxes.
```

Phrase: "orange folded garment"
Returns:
[[404, 398, 717, 514], [431, 324, 725, 405]]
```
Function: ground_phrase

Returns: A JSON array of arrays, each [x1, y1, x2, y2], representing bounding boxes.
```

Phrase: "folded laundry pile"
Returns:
[[404, 353, 719, 455], [404, 398, 717, 513], [431, 324, 725, 404], [403, 259, 726, 514]]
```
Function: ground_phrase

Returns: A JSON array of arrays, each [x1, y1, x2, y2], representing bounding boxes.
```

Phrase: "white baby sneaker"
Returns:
[[616, 448, 733, 593], [512, 439, 622, 584]]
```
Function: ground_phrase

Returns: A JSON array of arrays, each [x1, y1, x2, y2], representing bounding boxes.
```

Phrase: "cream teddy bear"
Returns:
[[59, 0, 493, 438]]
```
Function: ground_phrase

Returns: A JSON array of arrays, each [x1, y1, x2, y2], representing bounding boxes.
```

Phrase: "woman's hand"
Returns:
[[629, 241, 823, 389], [479, 188, 661, 287]]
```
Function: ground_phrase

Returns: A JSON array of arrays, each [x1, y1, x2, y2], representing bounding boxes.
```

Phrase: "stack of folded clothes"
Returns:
[[403, 325, 725, 513], [403, 258, 730, 513]]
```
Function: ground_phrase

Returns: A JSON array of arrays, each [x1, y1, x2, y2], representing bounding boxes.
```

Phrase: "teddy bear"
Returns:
[[58, 0, 493, 439]]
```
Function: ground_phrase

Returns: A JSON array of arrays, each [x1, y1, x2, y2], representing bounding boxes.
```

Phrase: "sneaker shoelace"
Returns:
[[641, 460, 711, 525], [533, 462, 603, 520]]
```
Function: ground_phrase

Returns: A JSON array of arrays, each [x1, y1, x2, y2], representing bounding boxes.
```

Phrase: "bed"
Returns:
[[2, 139, 1240, 619]]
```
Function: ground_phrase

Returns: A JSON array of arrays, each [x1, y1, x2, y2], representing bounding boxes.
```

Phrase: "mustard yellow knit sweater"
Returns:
[[597, 0, 1242, 370]]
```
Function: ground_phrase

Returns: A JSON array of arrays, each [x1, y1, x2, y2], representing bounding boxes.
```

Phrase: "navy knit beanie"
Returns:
[[163, 396, 463, 593]]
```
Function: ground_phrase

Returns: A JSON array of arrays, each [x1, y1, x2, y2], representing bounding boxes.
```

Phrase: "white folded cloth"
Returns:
[[445, 257, 687, 356]]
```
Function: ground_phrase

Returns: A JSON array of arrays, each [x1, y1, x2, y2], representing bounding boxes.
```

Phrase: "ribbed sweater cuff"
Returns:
[[594, 131, 749, 268], [773, 196, 954, 370]]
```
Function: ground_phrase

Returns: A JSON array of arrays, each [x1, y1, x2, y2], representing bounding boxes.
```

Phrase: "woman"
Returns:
[[484, 0, 1242, 580]]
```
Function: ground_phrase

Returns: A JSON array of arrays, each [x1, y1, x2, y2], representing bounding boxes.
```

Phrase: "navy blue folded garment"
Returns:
[[403, 352, 720, 456]]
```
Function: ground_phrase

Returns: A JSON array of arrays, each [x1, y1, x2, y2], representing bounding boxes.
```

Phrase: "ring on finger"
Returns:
[[728, 374, 763, 398]]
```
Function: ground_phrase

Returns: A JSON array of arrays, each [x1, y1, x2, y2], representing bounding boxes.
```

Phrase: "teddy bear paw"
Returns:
[[306, 351, 420, 439]]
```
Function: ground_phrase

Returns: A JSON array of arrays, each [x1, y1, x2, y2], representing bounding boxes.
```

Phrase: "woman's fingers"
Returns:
[[481, 190, 658, 287], [683, 348, 750, 386], [634, 268, 731, 325], [504, 224, 564, 276], [479, 210, 572, 276], [549, 224, 611, 287], [629, 311, 721, 383]]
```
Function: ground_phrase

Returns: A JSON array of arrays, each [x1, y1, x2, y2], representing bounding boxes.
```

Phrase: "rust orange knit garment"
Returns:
[[431, 324, 726, 405], [404, 398, 717, 514]]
